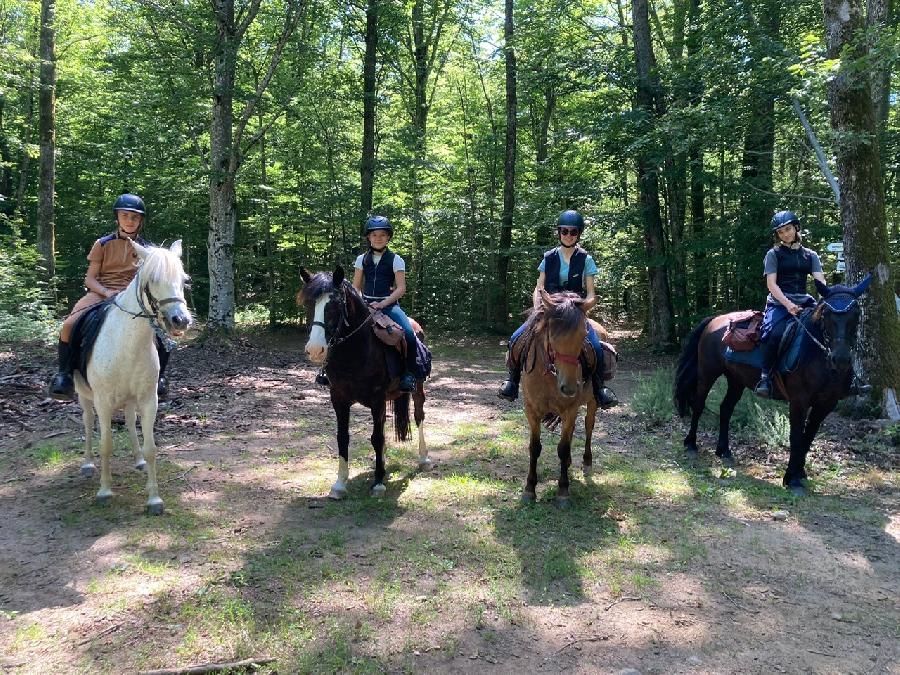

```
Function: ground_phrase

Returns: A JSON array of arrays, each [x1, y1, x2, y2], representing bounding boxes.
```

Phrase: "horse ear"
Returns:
[[852, 273, 873, 297], [540, 289, 553, 311], [333, 265, 345, 287], [169, 239, 183, 258], [814, 279, 829, 297], [128, 237, 149, 260], [300, 268, 312, 284]]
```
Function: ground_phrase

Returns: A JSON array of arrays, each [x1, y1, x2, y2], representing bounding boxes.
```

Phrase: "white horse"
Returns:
[[74, 239, 191, 515]]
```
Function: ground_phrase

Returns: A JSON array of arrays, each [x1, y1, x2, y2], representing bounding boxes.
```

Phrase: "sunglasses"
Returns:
[[558, 227, 580, 236]]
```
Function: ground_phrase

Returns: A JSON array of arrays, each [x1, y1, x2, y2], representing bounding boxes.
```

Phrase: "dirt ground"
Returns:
[[0, 329, 897, 674]]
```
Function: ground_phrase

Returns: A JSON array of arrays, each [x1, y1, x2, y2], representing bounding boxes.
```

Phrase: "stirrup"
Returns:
[[498, 379, 519, 401], [157, 377, 169, 400], [754, 377, 771, 399], [597, 386, 618, 410], [399, 373, 416, 392], [49, 372, 75, 401]]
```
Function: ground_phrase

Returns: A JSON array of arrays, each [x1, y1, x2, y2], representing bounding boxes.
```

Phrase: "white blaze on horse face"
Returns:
[[305, 296, 328, 362]]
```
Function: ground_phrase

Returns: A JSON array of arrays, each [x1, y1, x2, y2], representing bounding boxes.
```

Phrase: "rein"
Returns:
[[112, 268, 185, 352], [790, 293, 859, 368]]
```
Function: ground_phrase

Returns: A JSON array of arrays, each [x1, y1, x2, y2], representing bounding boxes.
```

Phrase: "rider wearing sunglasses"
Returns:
[[498, 210, 618, 409]]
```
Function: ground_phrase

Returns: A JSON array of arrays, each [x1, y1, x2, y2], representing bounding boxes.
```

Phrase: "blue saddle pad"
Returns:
[[725, 322, 805, 373]]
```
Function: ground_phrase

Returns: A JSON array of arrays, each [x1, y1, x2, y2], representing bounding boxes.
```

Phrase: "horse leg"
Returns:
[[796, 402, 835, 484], [522, 405, 542, 503], [684, 376, 716, 456], [715, 375, 745, 464], [783, 402, 811, 496], [139, 397, 163, 515], [414, 386, 430, 471], [125, 404, 146, 472], [370, 400, 387, 497], [555, 414, 578, 509], [95, 404, 115, 504], [583, 400, 598, 476], [79, 394, 96, 477], [328, 400, 351, 500]]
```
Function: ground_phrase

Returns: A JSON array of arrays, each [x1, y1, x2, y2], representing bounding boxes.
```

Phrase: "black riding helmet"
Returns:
[[114, 193, 146, 216], [771, 210, 800, 231]]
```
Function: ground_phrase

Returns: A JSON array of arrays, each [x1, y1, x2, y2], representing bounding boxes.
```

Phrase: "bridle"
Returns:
[[113, 267, 187, 351], [791, 293, 859, 369], [312, 283, 375, 354]]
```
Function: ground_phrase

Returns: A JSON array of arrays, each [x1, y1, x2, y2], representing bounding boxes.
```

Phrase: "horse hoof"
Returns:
[[582, 465, 593, 477], [146, 500, 164, 516], [95, 493, 112, 505], [134, 460, 147, 472], [520, 492, 536, 504], [684, 446, 699, 457], [556, 497, 572, 509], [418, 458, 433, 472], [371, 483, 386, 498], [80, 464, 96, 477], [328, 487, 346, 501], [719, 455, 734, 468], [788, 484, 806, 497]]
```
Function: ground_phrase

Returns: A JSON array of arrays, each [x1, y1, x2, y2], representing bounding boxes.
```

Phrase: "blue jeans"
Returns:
[[383, 304, 417, 371]]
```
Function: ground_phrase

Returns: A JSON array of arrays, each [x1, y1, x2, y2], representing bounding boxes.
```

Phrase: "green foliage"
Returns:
[[0, 234, 56, 344], [632, 367, 677, 429]]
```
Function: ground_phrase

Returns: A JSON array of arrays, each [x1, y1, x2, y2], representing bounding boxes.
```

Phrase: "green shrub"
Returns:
[[632, 366, 676, 428], [0, 234, 56, 344]]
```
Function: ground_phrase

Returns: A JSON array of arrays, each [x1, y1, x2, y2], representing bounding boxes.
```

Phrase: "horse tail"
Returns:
[[673, 316, 714, 417], [392, 394, 411, 442]]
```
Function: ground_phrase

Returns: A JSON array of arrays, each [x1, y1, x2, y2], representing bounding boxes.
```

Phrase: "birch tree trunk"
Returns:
[[633, 0, 674, 347], [359, 0, 378, 237], [37, 0, 56, 281], [824, 0, 900, 410]]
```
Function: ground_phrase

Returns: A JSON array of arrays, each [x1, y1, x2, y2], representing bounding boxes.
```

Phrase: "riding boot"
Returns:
[[592, 369, 619, 409], [155, 338, 171, 400], [754, 337, 779, 398], [399, 338, 418, 393], [498, 363, 521, 401], [49, 340, 75, 401]]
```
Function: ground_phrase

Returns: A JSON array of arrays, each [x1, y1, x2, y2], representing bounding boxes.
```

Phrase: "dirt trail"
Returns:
[[0, 332, 897, 674]]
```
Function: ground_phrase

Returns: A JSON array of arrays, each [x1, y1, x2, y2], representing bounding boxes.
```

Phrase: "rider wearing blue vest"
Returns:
[[352, 215, 418, 393], [498, 210, 618, 409], [754, 210, 826, 398]]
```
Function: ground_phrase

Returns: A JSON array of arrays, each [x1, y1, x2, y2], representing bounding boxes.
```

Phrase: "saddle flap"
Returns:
[[70, 300, 114, 380], [371, 309, 407, 351]]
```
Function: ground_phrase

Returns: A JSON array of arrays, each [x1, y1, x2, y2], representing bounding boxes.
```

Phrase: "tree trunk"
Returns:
[[632, 0, 674, 347], [496, 0, 516, 328], [867, 0, 893, 134], [825, 0, 900, 407], [14, 57, 35, 226], [207, 0, 238, 333], [37, 0, 56, 281], [360, 0, 378, 238], [735, 3, 780, 308]]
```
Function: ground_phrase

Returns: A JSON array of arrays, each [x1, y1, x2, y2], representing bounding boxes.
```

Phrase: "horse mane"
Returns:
[[299, 271, 366, 314], [140, 246, 188, 284]]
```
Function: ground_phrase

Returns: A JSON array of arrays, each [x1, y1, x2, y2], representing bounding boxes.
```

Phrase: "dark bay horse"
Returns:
[[517, 291, 600, 507], [299, 266, 428, 499], [673, 276, 871, 495]]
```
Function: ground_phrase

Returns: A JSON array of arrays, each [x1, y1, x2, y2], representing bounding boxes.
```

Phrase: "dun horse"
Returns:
[[516, 291, 601, 507], [299, 266, 428, 499], [673, 276, 871, 495], [72, 240, 191, 514]]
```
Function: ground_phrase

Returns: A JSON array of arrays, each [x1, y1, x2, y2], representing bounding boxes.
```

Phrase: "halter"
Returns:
[[113, 267, 186, 352], [313, 284, 376, 371]]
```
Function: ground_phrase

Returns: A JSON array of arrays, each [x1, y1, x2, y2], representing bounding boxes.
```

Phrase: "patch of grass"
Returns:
[[30, 443, 68, 468], [10, 623, 47, 652]]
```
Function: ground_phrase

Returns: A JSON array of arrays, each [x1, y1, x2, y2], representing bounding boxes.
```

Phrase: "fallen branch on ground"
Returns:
[[138, 656, 276, 675]]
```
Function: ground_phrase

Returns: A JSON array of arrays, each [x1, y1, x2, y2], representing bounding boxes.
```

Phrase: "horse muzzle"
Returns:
[[305, 343, 326, 363]]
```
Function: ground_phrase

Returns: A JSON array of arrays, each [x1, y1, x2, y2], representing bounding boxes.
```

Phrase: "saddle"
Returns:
[[370, 309, 432, 380], [722, 310, 763, 352], [70, 300, 114, 384]]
